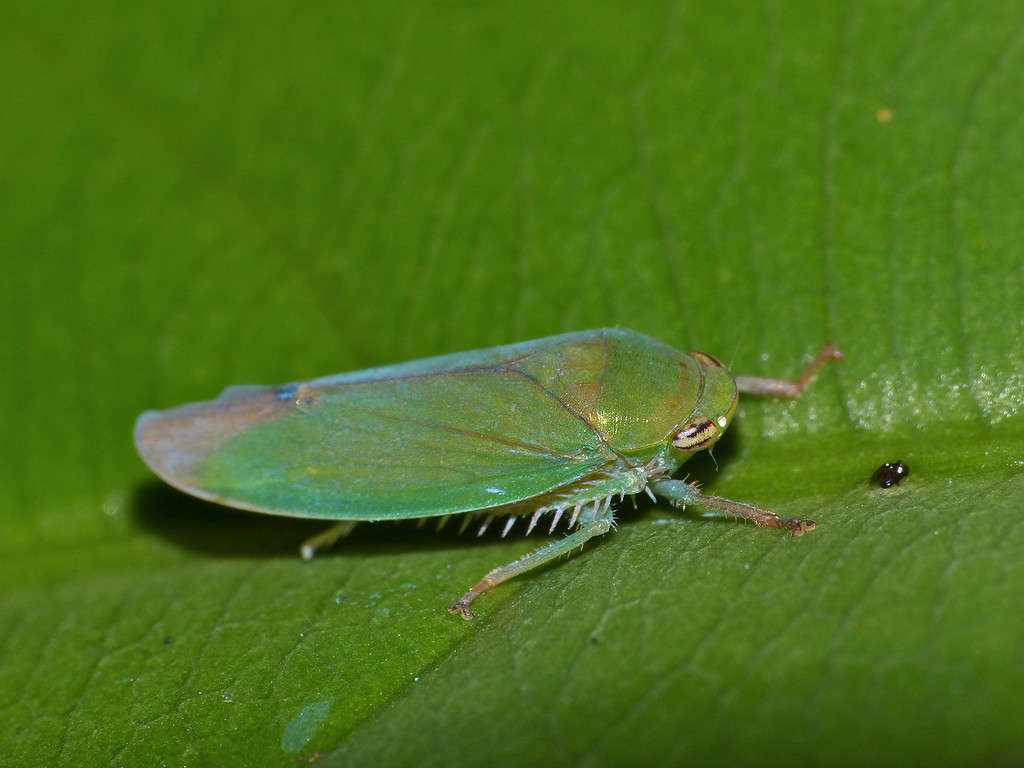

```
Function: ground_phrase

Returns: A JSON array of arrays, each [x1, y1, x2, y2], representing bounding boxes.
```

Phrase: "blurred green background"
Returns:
[[3, 0, 1023, 765]]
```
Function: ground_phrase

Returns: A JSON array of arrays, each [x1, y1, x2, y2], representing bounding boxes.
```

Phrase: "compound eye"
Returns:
[[672, 418, 719, 450]]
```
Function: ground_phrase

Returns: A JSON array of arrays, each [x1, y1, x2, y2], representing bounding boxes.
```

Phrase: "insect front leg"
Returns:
[[447, 504, 615, 620], [648, 479, 815, 536], [734, 341, 843, 397], [300, 520, 358, 560]]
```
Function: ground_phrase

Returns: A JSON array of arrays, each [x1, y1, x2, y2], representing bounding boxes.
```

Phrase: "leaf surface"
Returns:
[[2, 0, 1022, 765]]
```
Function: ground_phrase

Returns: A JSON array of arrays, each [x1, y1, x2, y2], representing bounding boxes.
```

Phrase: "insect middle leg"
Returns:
[[648, 479, 815, 536], [447, 504, 615, 620]]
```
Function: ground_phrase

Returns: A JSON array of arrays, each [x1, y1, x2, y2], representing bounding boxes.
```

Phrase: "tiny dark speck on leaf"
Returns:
[[872, 461, 909, 488], [163, 635, 174, 645], [590, 636, 599, 645]]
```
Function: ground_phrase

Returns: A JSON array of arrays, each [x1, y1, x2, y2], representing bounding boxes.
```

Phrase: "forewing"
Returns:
[[135, 362, 615, 520]]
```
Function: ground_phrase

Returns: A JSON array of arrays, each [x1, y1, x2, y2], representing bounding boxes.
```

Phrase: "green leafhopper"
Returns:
[[135, 329, 842, 618]]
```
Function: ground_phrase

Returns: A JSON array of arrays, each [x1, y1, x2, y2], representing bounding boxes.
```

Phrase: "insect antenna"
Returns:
[[727, 337, 743, 371]]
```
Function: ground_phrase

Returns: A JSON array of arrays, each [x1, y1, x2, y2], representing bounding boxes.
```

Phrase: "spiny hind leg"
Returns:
[[477, 466, 649, 538], [300, 520, 358, 560], [447, 507, 614, 620], [649, 479, 815, 536]]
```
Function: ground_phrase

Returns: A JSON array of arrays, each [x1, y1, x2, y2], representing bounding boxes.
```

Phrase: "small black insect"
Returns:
[[872, 461, 908, 488]]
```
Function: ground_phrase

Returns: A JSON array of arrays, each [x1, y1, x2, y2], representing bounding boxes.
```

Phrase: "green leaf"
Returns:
[[2, 0, 1022, 765]]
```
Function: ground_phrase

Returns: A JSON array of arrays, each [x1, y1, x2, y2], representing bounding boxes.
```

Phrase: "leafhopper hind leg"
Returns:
[[734, 341, 843, 397], [300, 520, 358, 560], [447, 502, 615, 620], [649, 479, 815, 536]]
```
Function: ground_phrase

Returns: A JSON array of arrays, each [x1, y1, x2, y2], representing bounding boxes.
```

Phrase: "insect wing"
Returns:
[[135, 345, 617, 520]]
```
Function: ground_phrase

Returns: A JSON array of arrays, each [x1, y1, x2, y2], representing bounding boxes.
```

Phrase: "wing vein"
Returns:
[[318, 399, 582, 459], [505, 367, 619, 460]]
